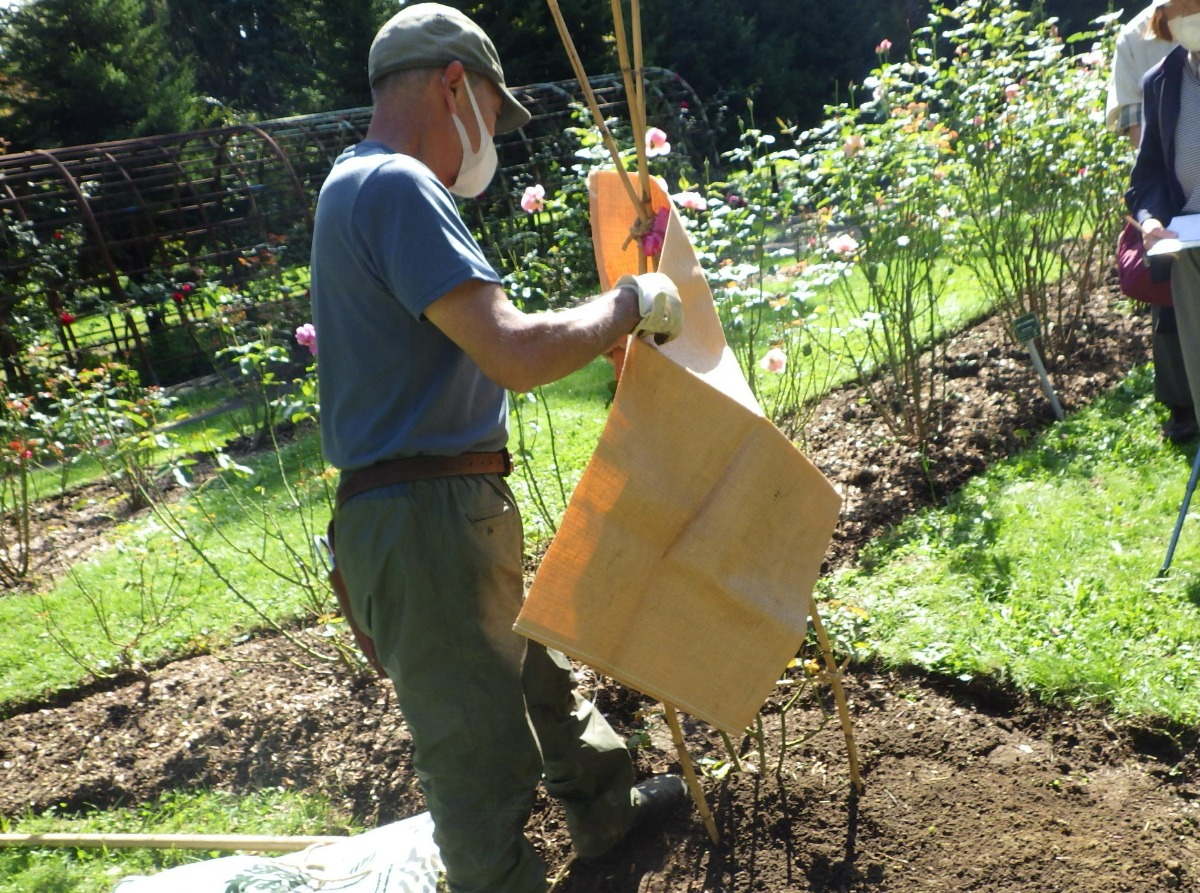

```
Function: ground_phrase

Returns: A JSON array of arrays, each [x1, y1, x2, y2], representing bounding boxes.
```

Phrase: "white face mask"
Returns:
[[449, 75, 498, 198], [1171, 12, 1200, 53]]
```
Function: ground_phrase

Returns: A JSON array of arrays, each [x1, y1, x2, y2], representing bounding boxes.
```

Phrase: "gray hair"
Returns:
[[370, 67, 442, 107]]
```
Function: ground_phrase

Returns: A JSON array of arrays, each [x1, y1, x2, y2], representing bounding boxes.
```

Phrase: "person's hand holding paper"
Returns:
[[1144, 213, 1200, 257]]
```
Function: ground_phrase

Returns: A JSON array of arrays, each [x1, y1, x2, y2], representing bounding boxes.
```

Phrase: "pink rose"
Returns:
[[828, 233, 860, 256], [760, 348, 787, 373], [520, 184, 545, 214], [295, 323, 317, 357], [875, 39, 892, 54], [672, 191, 706, 211], [645, 127, 671, 157]]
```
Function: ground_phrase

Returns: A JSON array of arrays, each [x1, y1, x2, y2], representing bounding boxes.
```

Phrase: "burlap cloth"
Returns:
[[514, 171, 842, 734]]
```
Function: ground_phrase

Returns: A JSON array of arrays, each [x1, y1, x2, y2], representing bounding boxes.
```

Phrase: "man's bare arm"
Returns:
[[424, 279, 641, 393]]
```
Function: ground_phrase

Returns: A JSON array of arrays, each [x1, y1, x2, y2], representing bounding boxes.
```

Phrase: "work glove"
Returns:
[[617, 272, 684, 345]]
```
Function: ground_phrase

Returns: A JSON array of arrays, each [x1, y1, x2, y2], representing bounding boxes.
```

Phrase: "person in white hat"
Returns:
[[309, 5, 688, 891], [1129, 0, 1200, 425], [1108, 3, 1197, 443]]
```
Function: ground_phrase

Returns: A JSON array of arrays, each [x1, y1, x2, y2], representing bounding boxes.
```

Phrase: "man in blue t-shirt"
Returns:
[[310, 5, 688, 892]]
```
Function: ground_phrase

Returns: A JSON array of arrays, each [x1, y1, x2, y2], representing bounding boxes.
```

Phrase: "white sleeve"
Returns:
[[1108, 24, 1144, 132], [1107, 13, 1175, 133]]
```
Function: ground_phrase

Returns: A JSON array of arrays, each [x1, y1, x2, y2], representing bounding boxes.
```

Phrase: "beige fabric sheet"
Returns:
[[514, 170, 842, 735]]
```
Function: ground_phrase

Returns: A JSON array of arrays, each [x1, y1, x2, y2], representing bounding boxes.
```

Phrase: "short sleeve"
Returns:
[[353, 159, 500, 319]]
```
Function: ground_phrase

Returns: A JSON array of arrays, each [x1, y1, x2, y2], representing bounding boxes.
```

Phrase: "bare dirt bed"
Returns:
[[2, 285, 1199, 892]]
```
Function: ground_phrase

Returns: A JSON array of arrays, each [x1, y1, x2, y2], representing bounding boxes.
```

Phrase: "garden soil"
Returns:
[[2, 285, 1199, 892]]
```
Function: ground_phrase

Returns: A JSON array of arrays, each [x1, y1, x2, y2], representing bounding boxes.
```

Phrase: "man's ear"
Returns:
[[440, 60, 466, 114]]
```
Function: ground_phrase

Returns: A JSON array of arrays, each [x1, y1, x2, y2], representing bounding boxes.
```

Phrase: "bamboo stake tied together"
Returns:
[[542, 0, 864, 847]]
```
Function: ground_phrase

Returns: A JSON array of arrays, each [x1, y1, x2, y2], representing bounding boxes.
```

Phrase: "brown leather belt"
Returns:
[[336, 450, 512, 510]]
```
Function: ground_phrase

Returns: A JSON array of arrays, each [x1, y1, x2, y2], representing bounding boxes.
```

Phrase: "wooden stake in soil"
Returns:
[[809, 600, 864, 793], [664, 704, 721, 844]]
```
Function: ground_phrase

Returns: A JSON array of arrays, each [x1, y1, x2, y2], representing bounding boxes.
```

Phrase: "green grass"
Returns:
[[0, 788, 361, 893], [0, 428, 336, 706], [10, 289, 1197, 727], [819, 365, 1200, 723], [14, 336, 1200, 727], [0, 354, 621, 707], [22, 377, 246, 502], [508, 358, 616, 543]]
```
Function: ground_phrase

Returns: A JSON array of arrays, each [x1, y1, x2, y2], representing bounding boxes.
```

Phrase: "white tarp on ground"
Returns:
[[111, 813, 441, 893]]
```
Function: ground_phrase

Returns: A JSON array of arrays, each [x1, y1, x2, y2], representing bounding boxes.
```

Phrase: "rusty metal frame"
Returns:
[[0, 69, 706, 388]]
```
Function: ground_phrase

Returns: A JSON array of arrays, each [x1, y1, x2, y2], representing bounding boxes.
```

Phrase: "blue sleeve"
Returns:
[[355, 160, 500, 319]]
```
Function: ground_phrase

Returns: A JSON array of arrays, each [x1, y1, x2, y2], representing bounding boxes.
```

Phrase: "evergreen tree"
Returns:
[[158, 0, 392, 118], [159, 0, 303, 118], [458, 0, 615, 88], [0, 0, 198, 151], [290, 0, 394, 113], [640, 0, 894, 132]]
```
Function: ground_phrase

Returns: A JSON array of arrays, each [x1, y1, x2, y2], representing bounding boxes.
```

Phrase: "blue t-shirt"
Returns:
[[310, 142, 507, 470]]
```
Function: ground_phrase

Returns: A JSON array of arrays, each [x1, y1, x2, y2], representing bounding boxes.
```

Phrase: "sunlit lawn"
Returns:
[[819, 365, 1200, 723]]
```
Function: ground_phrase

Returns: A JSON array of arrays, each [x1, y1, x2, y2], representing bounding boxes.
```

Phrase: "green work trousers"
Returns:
[[333, 473, 637, 893]]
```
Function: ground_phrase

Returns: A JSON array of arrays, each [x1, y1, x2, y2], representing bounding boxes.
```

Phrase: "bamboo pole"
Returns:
[[608, 0, 654, 273], [609, 4, 650, 182], [808, 600, 865, 792], [631, 0, 652, 207], [544, 0, 644, 221], [0, 832, 345, 853], [664, 704, 720, 844], [609, 0, 640, 141], [547, 0, 713, 845]]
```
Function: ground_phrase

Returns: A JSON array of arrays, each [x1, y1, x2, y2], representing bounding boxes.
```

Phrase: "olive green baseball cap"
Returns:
[[368, 3, 531, 135]]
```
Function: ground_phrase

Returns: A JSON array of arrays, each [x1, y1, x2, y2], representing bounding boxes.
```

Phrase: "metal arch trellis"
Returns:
[[0, 68, 707, 388]]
